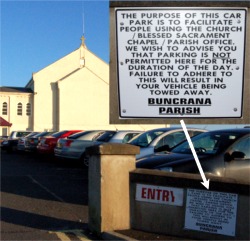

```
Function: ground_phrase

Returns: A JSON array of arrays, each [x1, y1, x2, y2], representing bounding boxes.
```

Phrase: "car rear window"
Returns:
[[172, 132, 243, 155], [33, 132, 54, 138], [68, 131, 91, 139], [16, 132, 31, 137], [96, 131, 116, 142], [129, 130, 165, 147], [52, 131, 68, 138], [122, 133, 140, 143]]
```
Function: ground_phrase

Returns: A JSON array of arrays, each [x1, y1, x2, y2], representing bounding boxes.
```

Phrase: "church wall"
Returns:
[[0, 92, 33, 134], [54, 47, 166, 131], [32, 49, 81, 131], [5, 45, 166, 133], [58, 68, 110, 130], [84, 50, 109, 84], [32, 79, 55, 131]]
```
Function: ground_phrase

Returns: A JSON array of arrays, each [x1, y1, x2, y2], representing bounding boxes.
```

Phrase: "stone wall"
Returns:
[[130, 169, 250, 240]]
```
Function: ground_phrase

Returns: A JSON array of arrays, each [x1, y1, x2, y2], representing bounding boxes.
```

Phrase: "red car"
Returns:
[[37, 130, 82, 155]]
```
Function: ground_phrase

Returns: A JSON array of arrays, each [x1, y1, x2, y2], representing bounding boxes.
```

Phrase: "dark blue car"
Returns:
[[136, 128, 250, 183]]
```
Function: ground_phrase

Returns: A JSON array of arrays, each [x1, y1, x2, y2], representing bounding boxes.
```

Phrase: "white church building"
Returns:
[[0, 37, 164, 136]]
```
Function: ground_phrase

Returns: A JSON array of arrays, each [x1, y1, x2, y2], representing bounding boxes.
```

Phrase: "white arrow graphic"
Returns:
[[180, 120, 210, 189]]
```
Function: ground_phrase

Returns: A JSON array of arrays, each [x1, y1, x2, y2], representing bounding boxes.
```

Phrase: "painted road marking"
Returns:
[[50, 231, 71, 241], [28, 175, 65, 202], [49, 229, 91, 241]]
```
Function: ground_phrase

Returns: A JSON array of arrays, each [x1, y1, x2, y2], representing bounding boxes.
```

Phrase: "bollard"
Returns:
[[86, 143, 140, 235]]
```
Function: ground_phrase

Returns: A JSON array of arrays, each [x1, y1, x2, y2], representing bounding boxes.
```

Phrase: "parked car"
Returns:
[[8, 130, 33, 139], [128, 127, 207, 159], [55, 130, 143, 167], [136, 128, 250, 183], [1, 130, 33, 152], [54, 130, 111, 158], [17, 132, 41, 151], [37, 130, 82, 155], [107, 130, 142, 143], [24, 131, 55, 152]]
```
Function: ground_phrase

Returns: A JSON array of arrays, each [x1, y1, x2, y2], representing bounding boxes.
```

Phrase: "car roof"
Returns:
[[207, 128, 250, 134], [115, 130, 143, 133], [146, 127, 180, 131], [142, 127, 206, 132]]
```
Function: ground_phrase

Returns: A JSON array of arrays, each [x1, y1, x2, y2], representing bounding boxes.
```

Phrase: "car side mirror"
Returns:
[[224, 151, 245, 162], [231, 151, 245, 159]]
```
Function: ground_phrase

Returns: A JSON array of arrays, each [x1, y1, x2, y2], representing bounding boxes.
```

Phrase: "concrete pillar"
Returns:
[[86, 143, 140, 235]]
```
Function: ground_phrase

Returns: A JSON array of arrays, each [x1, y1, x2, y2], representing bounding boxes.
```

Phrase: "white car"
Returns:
[[127, 127, 207, 159]]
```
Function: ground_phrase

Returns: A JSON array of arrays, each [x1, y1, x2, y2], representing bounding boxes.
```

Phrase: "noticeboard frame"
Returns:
[[109, 1, 250, 124]]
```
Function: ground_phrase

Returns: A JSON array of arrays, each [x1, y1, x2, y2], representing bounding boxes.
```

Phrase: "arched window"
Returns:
[[26, 103, 31, 116], [17, 103, 22, 116], [2, 102, 7, 115]]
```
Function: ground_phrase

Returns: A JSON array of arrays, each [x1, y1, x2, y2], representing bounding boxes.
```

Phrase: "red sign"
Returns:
[[136, 184, 184, 206]]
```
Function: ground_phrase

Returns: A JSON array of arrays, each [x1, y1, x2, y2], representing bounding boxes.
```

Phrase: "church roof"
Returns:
[[0, 116, 12, 127], [0, 86, 33, 93]]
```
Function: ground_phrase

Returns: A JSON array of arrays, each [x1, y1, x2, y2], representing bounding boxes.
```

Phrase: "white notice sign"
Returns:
[[185, 189, 238, 236], [116, 8, 247, 118]]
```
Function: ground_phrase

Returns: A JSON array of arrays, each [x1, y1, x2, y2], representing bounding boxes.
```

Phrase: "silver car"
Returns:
[[54, 130, 142, 167], [17, 132, 40, 151], [127, 127, 207, 159], [54, 130, 107, 158]]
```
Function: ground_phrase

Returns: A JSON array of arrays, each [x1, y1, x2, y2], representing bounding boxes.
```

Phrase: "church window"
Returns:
[[26, 103, 31, 116], [2, 102, 7, 115], [17, 103, 22, 116]]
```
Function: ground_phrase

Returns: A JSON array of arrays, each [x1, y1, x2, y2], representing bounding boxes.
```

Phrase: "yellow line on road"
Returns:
[[49, 229, 90, 241], [73, 230, 89, 241], [49, 231, 71, 241]]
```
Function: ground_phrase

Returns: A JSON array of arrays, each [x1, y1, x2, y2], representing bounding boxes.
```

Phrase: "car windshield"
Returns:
[[128, 130, 166, 147], [172, 131, 243, 155]]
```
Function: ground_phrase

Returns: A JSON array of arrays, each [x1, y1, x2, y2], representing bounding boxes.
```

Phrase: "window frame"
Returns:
[[26, 103, 31, 116], [2, 102, 7, 115], [17, 102, 23, 116]]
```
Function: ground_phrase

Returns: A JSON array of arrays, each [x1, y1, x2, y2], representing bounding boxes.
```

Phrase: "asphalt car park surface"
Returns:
[[1, 151, 100, 241], [1, 149, 199, 241], [1, 150, 180, 241]]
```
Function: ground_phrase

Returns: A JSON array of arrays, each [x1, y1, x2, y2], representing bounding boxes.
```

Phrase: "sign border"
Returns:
[[109, 1, 250, 124], [115, 7, 247, 119]]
